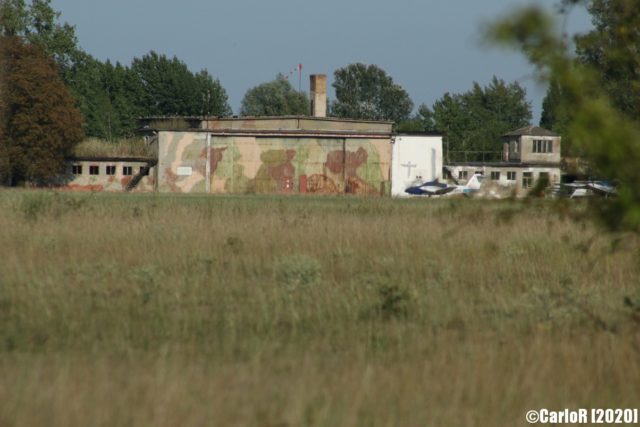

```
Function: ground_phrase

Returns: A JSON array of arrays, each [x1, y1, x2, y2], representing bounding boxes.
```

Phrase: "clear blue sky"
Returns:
[[51, 0, 592, 123]]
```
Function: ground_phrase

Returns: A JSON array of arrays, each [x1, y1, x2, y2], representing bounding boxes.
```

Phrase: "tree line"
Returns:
[[0, 0, 232, 140], [3, 0, 639, 211], [0, 2, 533, 148]]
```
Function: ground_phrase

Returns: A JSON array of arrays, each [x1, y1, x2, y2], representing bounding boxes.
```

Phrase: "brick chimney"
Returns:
[[310, 74, 327, 118]]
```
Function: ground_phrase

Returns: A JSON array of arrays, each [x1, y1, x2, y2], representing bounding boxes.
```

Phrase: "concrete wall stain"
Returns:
[[306, 174, 338, 193]]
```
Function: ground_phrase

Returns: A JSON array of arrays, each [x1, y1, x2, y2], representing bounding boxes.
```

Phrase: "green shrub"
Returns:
[[377, 284, 411, 320], [274, 254, 322, 289]]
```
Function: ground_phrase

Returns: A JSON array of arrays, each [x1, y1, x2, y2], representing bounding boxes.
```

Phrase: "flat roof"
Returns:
[[139, 115, 394, 125], [394, 132, 443, 136], [149, 129, 392, 139], [140, 115, 394, 135], [446, 161, 561, 168], [67, 156, 157, 163]]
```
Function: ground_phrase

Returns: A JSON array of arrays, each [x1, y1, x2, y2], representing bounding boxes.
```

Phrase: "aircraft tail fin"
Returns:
[[466, 174, 484, 190]]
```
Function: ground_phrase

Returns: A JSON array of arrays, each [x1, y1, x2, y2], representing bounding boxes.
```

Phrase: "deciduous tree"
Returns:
[[0, 36, 84, 185], [0, 0, 80, 75], [331, 63, 413, 124], [488, 1, 640, 230], [131, 51, 231, 118], [418, 77, 531, 161], [574, 0, 640, 120], [240, 74, 308, 116], [540, 78, 575, 155]]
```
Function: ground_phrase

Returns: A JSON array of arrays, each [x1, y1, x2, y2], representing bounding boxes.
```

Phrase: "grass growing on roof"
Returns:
[[72, 137, 155, 158]]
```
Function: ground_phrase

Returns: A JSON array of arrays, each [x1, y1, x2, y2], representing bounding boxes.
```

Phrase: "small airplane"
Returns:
[[563, 180, 617, 198], [405, 173, 484, 197]]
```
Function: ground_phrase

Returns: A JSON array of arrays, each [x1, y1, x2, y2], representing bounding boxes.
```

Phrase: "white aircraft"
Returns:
[[564, 180, 617, 198], [405, 173, 484, 197]]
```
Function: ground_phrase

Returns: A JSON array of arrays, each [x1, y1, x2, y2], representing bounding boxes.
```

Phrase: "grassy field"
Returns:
[[0, 190, 638, 426]]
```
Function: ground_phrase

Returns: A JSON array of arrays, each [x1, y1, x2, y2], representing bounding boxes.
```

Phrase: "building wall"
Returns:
[[391, 135, 443, 197], [519, 135, 561, 164], [63, 160, 156, 192], [157, 131, 392, 195], [505, 135, 561, 164], [446, 164, 561, 196]]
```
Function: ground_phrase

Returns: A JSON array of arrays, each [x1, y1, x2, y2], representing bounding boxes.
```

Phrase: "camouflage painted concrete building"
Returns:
[[147, 116, 394, 195], [63, 116, 442, 196], [64, 156, 156, 192], [62, 75, 442, 196]]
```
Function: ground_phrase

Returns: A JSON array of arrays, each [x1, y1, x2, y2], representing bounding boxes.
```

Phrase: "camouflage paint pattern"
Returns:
[[157, 131, 392, 195], [62, 160, 156, 192], [159, 132, 208, 193]]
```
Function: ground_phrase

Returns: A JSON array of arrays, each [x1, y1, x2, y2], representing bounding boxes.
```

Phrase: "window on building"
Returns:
[[507, 171, 516, 181], [475, 171, 484, 176], [72, 165, 82, 175], [140, 166, 150, 176], [491, 171, 500, 180], [123, 166, 133, 176], [533, 139, 553, 153], [106, 165, 116, 175], [523, 172, 533, 188], [89, 165, 99, 175], [458, 170, 468, 180]]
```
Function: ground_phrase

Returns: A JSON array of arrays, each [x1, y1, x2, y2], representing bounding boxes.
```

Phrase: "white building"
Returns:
[[444, 126, 562, 196], [391, 134, 443, 197]]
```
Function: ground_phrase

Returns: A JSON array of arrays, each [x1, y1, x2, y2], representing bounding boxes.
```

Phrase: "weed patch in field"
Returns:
[[275, 254, 322, 290]]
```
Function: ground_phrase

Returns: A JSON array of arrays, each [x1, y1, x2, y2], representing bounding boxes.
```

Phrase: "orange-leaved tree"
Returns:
[[0, 36, 84, 186]]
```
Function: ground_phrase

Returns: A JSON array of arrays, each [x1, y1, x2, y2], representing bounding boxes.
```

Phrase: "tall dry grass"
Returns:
[[0, 191, 638, 426]]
